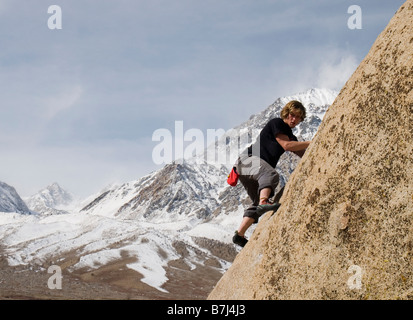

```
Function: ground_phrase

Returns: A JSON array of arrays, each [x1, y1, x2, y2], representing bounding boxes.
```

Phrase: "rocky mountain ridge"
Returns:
[[0, 181, 30, 214]]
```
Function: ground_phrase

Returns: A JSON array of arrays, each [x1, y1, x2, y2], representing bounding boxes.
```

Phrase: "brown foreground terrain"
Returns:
[[0, 239, 237, 300]]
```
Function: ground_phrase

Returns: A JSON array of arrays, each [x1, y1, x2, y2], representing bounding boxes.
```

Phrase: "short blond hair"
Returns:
[[280, 100, 306, 120]]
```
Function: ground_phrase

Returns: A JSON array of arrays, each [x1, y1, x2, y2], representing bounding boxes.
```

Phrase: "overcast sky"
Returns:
[[0, 0, 405, 198]]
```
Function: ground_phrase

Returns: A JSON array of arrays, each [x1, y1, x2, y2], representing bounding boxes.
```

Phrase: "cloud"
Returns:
[[264, 45, 360, 99], [315, 53, 359, 90]]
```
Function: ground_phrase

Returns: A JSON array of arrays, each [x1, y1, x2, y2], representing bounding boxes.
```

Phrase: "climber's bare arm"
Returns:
[[276, 134, 310, 157], [276, 133, 311, 153]]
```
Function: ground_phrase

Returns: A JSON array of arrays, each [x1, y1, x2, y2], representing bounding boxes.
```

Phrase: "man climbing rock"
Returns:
[[232, 100, 311, 247]]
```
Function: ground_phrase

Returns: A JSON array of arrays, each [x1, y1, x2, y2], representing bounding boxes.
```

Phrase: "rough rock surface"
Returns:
[[208, 0, 413, 300]]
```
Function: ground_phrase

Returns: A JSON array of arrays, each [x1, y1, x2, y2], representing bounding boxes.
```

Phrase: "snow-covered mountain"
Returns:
[[0, 88, 338, 297], [80, 162, 228, 222], [0, 181, 31, 214], [25, 183, 75, 215]]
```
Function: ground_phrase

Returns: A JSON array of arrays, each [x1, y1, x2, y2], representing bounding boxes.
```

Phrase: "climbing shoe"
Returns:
[[256, 202, 281, 217], [232, 231, 248, 247]]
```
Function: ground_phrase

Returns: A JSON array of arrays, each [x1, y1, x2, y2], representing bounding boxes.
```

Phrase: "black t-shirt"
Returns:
[[247, 118, 297, 168]]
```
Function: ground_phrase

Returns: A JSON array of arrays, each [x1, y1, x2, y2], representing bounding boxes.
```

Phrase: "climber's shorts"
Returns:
[[235, 154, 279, 223]]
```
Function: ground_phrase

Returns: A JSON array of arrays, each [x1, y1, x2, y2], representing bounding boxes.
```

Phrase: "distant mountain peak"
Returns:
[[25, 182, 74, 215]]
